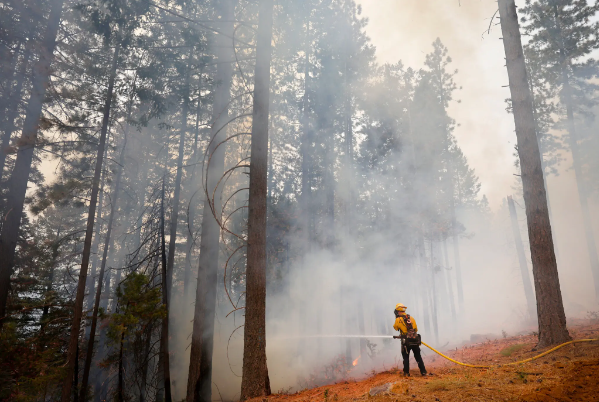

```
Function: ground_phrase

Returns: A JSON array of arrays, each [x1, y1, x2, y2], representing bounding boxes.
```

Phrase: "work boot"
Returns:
[[403, 372, 410, 377], [421, 372, 433, 377]]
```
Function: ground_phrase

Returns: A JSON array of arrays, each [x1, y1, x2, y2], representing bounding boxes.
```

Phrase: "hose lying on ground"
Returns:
[[420, 338, 599, 369]]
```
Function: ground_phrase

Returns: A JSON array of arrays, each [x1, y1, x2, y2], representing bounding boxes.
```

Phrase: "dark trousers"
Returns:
[[402, 343, 427, 374]]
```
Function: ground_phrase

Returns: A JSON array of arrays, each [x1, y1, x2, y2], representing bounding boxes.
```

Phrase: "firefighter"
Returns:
[[393, 303, 430, 377]]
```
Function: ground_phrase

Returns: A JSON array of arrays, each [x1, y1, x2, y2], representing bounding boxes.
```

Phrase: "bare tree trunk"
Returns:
[[0, 42, 21, 130], [0, 0, 64, 329], [61, 43, 120, 401], [80, 133, 127, 402], [93, 263, 112, 402], [507, 195, 537, 321], [0, 45, 31, 182], [183, 81, 205, 299], [167, 52, 191, 301], [85, 140, 109, 339], [118, 327, 125, 402], [74, 343, 79, 402], [139, 318, 154, 402], [187, 1, 238, 401], [159, 178, 172, 402], [239, 0, 274, 399], [498, 0, 570, 347]]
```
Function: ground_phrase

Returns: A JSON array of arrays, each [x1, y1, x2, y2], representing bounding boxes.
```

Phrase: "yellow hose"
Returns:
[[421, 338, 599, 369]]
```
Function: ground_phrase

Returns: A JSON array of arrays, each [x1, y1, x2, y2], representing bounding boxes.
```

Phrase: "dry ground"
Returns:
[[251, 321, 599, 402]]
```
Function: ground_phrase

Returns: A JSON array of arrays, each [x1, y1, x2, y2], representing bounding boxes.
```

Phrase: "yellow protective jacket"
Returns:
[[393, 313, 418, 336]]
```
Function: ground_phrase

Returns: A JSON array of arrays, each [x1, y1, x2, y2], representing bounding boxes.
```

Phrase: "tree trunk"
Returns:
[[74, 343, 79, 402], [80, 133, 127, 402], [139, 318, 154, 402], [498, 0, 570, 348], [0, 45, 31, 182], [0, 0, 64, 330], [85, 140, 109, 339], [61, 43, 120, 401], [507, 195, 537, 321], [159, 178, 172, 402], [186, 1, 238, 401], [239, 0, 274, 399], [167, 51, 191, 302], [183, 79, 205, 299], [0, 42, 21, 130], [93, 264, 112, 402], [118, 328, 125, 402]]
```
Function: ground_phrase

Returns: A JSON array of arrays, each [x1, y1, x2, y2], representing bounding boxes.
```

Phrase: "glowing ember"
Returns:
[[352, 355, 361, 366]]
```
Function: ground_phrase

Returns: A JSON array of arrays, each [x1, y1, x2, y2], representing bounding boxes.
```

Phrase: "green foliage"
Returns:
[[106, 272, 164, 345]]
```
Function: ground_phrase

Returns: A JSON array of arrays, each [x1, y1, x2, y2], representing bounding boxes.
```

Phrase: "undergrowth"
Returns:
[[500, 344, 525, 357]]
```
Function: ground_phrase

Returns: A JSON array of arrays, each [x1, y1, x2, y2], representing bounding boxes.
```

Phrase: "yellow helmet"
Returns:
[[395, 303, 406, 312]]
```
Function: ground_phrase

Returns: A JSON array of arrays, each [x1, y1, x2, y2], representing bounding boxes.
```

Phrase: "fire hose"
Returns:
[[393, 336, 599, 368]]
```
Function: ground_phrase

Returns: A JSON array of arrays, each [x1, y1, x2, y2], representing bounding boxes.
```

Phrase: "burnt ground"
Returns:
[[250, 321, 599, 402]]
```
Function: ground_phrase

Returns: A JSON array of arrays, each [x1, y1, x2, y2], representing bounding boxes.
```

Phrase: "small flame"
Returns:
[[352, 355, 361, 367]]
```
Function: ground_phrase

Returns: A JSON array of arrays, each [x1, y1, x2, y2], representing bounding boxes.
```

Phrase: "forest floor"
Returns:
[[251, 320, 599, 402]]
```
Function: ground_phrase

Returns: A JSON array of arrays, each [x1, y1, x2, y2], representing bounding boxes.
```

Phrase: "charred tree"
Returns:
[[507, 195, 537, 321], [239, 0, 274, 399], [498, 0, 570, 347], [0, 0, 65, 330]]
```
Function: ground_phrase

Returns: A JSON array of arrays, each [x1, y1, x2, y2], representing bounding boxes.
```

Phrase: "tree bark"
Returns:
[[80, 132, 127, 402], [498, 0, 570, 347], [0, 0, 64, 330], [186, 1, 238, 401], [118, 328, 125, 402], [85, 139, 109, 339], [0, 45, 31, 183], [167, 51, 191, 302], [239, 0, 274, 399], [507, 195, 537, 321], [61, 43, 120, 401], [159, 177, 172, 402]]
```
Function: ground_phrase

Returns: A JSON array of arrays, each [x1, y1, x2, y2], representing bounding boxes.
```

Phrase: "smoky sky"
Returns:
[[357, 0, 523, 210], [357, 0, 599, 307]]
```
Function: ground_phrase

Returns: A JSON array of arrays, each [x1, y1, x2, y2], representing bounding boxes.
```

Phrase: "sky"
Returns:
[[356, 0, 522, 210]]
